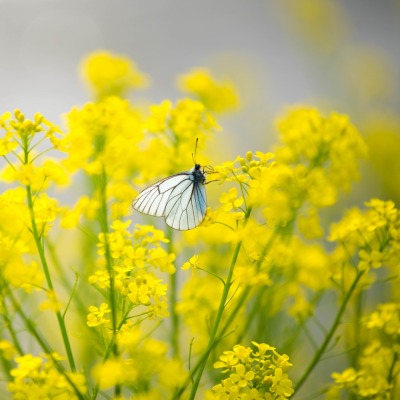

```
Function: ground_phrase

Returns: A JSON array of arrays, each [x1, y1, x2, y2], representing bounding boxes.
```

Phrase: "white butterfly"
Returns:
[[132, 163, 210, 231]]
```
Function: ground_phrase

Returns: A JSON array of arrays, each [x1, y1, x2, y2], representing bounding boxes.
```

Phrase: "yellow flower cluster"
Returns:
[[329, 199, 400, 284], [276, 107, 367, 201], [209, 342, 294, 399], [178, 68, 240, 113], [365, 303, 400, 336], [331, 302, 399, 399], [214, 107, 367, 234], [88, 222, 172, 322], [91, 321, 187, 395], [8, 353, 86, 399], [81, 50, 148, 100], [329, 203, 400, 398], [64, 97, 143, 175]]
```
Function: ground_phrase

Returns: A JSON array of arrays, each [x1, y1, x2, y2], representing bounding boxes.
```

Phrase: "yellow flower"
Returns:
[[92, 359, 137, 389], [0, 131, 18, 156], [182, 254, 200, 270], [211, 342, 293, 398], [158, 358, 187, 389], [332, 368, 358, 385], [0, 340, 17, 361], [214, 351, 239, 372], [170, 98, 220, 139], [365, 303, 400, 336], [81, 50, 149, 99], [219, 187, 244, 212], [87, 303, 111, 327], [275, 107, 367, 195], [358, 249, 383, 271], [8, 353, 86, 399], [230, 363, 255, 388], [63, 97, 143, 175], [178, 68, 240, 113], [144, 100, 172, 133], [39, 289, 62, 313]]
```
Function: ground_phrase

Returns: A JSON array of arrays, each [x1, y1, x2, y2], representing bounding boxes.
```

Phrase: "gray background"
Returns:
[[1, 0, 399, 158]]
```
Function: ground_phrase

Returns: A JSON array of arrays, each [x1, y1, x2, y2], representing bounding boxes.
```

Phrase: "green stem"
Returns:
[[7, 288, 85, 400], [1, 295, 24, 355], [97, 169, 121, 397], [167, 227, 180, 358], [188, 208, 252, 399], [97, 171, 118, 347], [220, 228, 280, 341], [294, 269, 365, 393], [388, 352, 398, 384], [25, 184, 76, 371], [46, 240, 88, 319]]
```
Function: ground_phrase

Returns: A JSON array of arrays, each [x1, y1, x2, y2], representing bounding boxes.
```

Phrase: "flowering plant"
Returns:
[[1, 51, 399, 400]]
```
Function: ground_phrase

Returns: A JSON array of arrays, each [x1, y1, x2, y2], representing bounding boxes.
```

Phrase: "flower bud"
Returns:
[[34, 112, 44, 124], [14, 109, 25, 122]]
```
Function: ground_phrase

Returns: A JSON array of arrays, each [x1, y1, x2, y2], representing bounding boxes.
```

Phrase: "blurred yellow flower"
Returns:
[[178, 68, 240, 113], [81, 50, 149, 100]]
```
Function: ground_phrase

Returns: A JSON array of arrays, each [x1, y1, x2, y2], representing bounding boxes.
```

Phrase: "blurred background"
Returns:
[[1, 0, 400, 202]]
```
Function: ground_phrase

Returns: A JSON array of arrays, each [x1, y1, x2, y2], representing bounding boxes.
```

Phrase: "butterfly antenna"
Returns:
[[192, 137, 199, 165]]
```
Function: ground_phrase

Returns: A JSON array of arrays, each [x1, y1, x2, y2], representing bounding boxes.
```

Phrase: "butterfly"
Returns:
[[132, 143, 214, 230]]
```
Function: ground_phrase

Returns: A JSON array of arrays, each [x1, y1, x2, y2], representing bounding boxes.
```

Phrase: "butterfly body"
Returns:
[[132, 164, 207, 231]]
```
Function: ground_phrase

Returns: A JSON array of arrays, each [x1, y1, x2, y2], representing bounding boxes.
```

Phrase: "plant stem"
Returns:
[[25, 184, 76, 371], [167, 227, 180, 358], [188, 208, 252, 399], [97, 169, 121, 398], [1, 295, 24, 356], [7, 288, 85, 400], [220, 228, 280, 341], [294, 269, 365, 393]]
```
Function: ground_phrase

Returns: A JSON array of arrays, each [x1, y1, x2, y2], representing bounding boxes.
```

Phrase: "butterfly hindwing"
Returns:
[[164, 179, 206, 230]]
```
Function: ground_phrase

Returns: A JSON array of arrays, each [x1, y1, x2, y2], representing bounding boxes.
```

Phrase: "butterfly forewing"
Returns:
[[132, 168, 207, 231]]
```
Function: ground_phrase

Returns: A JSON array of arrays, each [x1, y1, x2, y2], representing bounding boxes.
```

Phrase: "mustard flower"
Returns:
[[230, 364, 255, 388], [178, 68, 240, 113], [275, 107, 367, 204], [144, 98, 220, 144], [39, 289, 62, 313], [214, 351, 239, 372], [81, 50, 148, 99], [358, 249, 384, 271], [365, 303, 400, 337], [332, 368, 358, 385], [331, 341, 393, 398], [0, 340, 17, 361], [211, 342, 293, 399], [8, 353, 86, 399], [144, 100, 172, 133], [220, 187, 244, 212], [87, 303, 111, 327], [63, 97, 143, 177], [127, 273, 167, 309], [182, 254, 200, 270], [92, 358, 137, 389]]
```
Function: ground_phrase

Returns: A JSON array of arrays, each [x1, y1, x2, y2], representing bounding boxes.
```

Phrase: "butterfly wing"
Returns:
[[132, 174, 190, 217], [133, 173, 207, 231], [165, 180, 207, 230]]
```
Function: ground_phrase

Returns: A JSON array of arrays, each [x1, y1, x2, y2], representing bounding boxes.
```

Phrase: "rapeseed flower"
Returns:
[[178, 68, 240, 113], [81, 50, 148, 100]]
